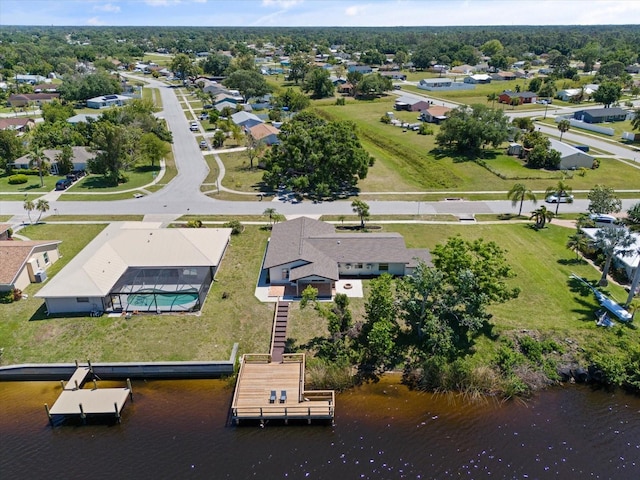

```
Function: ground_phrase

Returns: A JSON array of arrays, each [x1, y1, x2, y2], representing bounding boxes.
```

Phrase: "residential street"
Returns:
[[1, 78, 639, 221]]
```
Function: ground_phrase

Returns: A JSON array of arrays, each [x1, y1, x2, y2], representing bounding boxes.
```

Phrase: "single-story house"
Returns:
[[573, 107, 629, 124], [15, 74, 47, 84], [329, 76, 348, 85], [380, 72, 407, 80], [215, 101, 238, 113], [13, 146, 95, 173], [231, 111, 264, 129], [347, 65, 373, 74], [86, 94, 133, 109], [337, 82, 354, 95], [394, 96, 430, 112], [263, 217, 432, 297], [498, 91, 538, 104], [451, 64, 475, 75], [248, 123, 280, 145], [549, 138, 595, 170], [32, 83, 58, 93], [35, 222, 232, 314], [556, 85, 599, 102], [463, 74, 492, 84], [0, 240, 62, 292], [417, 78, 474, 91], [420, 105, 451, 124], [214, 92, 242, 105], [0, 117, 35, 132], [625, 64, 640, 74], [491, 71, 517, 81], [7, 93, 60, 107], [66, 113, 101, 124], [581, 228, 639, 282]]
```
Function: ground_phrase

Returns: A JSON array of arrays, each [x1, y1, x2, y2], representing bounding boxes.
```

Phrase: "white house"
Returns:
[[36, 222, 232, 314], [0, 240, 62, 292], [581, 228, 640, 282], [86, 94, 133, 109], [549, 139, 595, 170]]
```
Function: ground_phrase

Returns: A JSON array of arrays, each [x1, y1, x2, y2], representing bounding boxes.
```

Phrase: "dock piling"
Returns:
[[79, 403, 86, 424], [75, 359, 79, 368], [88, 360, 93, 375], [93, 379, 97, 390], [60, 380, 65, 389], [45, 403, 53, 426], [115, 402, 121, 423], [74, 379, 79, 390], [127, 378, 133, 401]]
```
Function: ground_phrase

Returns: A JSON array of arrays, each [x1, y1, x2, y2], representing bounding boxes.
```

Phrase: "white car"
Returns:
[[190, 122, 199, 132], [545, 193, 574, 203]]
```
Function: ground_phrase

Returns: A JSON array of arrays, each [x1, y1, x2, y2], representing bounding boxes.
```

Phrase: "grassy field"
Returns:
[[218, 151, 266, 192], [0, 173, 59, 193], [1, 221, 636, 367], [146, 151, 177, 193], [43, 215, 144, 222]]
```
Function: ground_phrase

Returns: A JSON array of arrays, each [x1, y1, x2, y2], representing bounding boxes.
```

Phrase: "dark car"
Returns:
[[55, 178, 72, 190]]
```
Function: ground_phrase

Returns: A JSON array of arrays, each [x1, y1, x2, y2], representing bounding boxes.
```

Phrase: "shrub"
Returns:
[[380, 114, 391, 124], [0, 290, 15, 304], [335, 97, 346, 106], [8, 174, 28, 184], [223, 219, 244, 235], [418, 124, 434, 135]]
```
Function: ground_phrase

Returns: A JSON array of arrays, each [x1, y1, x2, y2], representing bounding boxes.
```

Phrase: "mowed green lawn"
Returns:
[[313, 97, 640, 192], [1, 221, 635, 366]]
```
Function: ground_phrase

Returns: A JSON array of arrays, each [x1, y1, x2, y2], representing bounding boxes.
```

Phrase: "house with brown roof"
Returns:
[[262, 217, 431, 297], [420, 105, 451, 124], [491, 71, 517, 81], [248, 123, 280, 145], [498, 91, 538, 104], [7, 93, 60, 107], [0, 240, 61, 292], [0, 224, 12, 240], [0, 117, 35, 133]]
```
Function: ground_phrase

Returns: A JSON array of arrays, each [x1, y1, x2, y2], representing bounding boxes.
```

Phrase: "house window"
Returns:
[[355, 263, 363, 269], [183, 268, 197, 276], [282, 268, 289, 280], [76, 297, 89, 303], [36, 259, 41, 269], [43, 252, 50, 265], [379, 263, 389, 271]]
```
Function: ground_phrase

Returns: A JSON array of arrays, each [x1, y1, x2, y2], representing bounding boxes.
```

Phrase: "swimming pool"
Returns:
[[127, 290, 199, 310]]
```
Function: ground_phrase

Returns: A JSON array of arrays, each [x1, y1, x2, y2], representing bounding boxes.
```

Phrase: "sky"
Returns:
[[1, 0, 639, 27]]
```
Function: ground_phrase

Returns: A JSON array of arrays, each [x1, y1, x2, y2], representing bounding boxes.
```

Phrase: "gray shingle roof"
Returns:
[[264, 217, 431, 280]]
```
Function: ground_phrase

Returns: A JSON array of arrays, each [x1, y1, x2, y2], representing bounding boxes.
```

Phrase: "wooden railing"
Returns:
[[232, 403, 334, 420]]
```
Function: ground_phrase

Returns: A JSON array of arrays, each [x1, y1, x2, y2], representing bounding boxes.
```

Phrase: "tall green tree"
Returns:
[[23, 199, 35, 224], [566, 232, 588, 260], [34, 198, 49, 223], [355, 73, 392, 98], [630, 108, 640, 132], [0, 130, 24, 172], [139, 132, 171, 167], [530, 205, 554, 229], [28, 146, 46, 187], [89, 122, 141, 185], [201, 53, 231, 76], [263, 113, 371, 198], [170, 53, 197, 81], [588, 185, 622, 214], [302, 67, 335, 99], [223, 69, 270, 102], [507, 183, 536, 216], [54, 145, 74, 175], [592, 81, 622, 107], [435, 104, 510, 153], [286, 53, 312, 84]]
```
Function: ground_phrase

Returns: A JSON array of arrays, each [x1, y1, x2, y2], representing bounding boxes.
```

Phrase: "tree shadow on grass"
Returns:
[[430, 147, 500, 164], [557, 258, 587, 266]]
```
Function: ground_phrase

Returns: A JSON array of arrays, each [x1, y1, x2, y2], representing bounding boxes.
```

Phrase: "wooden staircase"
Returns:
[[270, 301, 290, 363]]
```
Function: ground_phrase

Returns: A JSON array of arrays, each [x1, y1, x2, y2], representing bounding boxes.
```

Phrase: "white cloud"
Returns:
[[93, 3, 121, 13], [144, 0, 181, 6], [262, 0, 303, 9], [86, 16, 106, 25], [345, 4, 372, 16]]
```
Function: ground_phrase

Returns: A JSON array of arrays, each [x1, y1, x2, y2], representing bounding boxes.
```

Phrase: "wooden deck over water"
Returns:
[[231, 354, 334, 424]]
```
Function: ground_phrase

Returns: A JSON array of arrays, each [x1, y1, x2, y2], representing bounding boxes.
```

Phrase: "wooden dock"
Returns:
[[45, 363, 132, 425], [270, 301, 289, 363], [231, 353, 334, 425]]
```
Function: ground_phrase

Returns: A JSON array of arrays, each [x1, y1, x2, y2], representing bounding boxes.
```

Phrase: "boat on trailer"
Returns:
[[570, 274, 633, 323]]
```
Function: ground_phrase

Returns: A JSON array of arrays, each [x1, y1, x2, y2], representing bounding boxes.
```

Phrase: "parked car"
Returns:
[[545, 193, 574, 203], [199, 140, 208, 149], [55, 178, 72, 190], [203, 104, 213, 110], [190, 122, 199, 132], [589, 214, 622, 228], [199, 113, 209, 120]]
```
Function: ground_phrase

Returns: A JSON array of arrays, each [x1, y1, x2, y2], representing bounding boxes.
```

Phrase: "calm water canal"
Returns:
[[1, 375, 639, 479]]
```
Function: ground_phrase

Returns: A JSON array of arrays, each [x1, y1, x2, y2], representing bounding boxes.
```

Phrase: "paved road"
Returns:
[[1, 78, 638, 220]]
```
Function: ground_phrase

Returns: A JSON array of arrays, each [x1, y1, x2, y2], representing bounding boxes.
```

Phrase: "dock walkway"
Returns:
[[270, 301, 289, 363], [46, 364, 132, 425]]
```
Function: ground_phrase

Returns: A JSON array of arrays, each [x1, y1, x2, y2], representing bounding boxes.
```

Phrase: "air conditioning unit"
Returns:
[[345, 264, 352, 270], [366, 264, 372, 270], [34, 270, 47, 283]]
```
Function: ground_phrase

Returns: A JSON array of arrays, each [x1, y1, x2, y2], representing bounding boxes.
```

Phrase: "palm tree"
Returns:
[[23, 199, 35, 224], [557, 119, 571, 141], [545, 180, 573, 216], [626, 246, 640, 306], [263, 207, 277, 227], [507, 183, 536, 216], [486, 92, 498, 108], [631, 107, 640, 132], [566, 232, 588, 261], [28, 147, 46, 188], [530, 205, 554, 229], [593, 227, 635, 286], [34, 199, 49, 223]]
